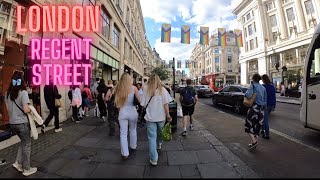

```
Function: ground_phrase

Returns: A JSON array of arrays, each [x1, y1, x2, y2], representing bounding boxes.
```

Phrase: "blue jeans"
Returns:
[[263, 106, 273, 137], [146, 121, 165, 162]]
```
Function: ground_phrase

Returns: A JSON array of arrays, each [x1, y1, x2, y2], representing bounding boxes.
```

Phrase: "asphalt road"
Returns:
[[198, 97, 320, 150], [191, 97, 320, 178]]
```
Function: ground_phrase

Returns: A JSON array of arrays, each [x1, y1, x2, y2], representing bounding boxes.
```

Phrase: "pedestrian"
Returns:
[[114, 73, 141, 160], [106, 85, 118, 136], [298, 83, 302, 98], [135, 83, 144, 127], [0, 107, 7, 166], [91, 78, 100, 99], [97, 79, 108, 122], [42, 76, 62, 133], [280, 82, 285, 96], [5, 70, 37, 176], [262, 74, 276, 140], [81, 85, 92, 117], [71, 85, 82, 123], [179, 79, 198, 136], [244, 74, 267, 150], [141, 74, 172, 166]]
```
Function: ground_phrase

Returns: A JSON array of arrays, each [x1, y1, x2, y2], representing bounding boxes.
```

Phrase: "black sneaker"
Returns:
[[181, 131, 187, 136], [0, 159, 6, 166], [41, 125, 46, 134], [248, 142, 258, 150]]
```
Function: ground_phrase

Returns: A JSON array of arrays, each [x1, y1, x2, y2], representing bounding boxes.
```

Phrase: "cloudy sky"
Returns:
[[140, 0, 242, 75]]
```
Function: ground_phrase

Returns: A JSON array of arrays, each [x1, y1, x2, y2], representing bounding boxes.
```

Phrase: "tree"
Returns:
[[151, 67, 169, 81]]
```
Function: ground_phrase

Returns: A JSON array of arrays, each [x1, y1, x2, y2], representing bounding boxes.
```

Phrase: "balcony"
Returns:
[[116, 3, 123, 16]]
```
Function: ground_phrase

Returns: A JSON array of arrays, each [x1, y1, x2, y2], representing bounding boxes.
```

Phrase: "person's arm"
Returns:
[[21, 91, 31, 113], [134, 86, 141, 103], [193, 88, 198, 104], [162, 87, 173, 122], [245, 84, 254, 98], [105, 89, 112, 101], [54, 85, 62, 99], [163, 103, 172, 122]]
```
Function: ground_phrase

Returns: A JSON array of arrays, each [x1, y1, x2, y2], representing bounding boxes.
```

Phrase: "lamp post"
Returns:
[[173, 57, 175, 98]]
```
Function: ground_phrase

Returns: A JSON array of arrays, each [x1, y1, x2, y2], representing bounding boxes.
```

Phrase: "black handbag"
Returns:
[[133, 94, 139, 106], [139, 96, 153, 122]]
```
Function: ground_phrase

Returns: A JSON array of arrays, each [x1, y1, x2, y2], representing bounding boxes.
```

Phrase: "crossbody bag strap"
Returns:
[[145, 96, 153, 109], [14, 100, 27, 115]]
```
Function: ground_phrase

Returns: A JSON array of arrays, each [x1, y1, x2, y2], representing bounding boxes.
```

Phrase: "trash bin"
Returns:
[[168, 100, 177, 133]]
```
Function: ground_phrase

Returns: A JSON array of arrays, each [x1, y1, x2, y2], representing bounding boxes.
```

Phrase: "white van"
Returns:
[[300, 24, 320, 130]]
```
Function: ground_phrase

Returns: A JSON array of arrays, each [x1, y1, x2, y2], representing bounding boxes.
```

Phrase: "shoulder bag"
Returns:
[[243, 84, 257, 107], [138, 96, 153, 122], [13, 101, 39, 140]]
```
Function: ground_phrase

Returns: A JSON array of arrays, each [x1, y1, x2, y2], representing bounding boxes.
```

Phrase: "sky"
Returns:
[[140, 0, 242, 76]]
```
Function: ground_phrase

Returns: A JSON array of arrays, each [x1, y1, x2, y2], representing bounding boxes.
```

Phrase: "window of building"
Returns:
[[228, 56, 232, 63], [248, 24, 253, 36], [215, 48, 219, 54], [273, 32, 278, 42], [227, 38, 230, 42], [282, 0, 292, 4], [101, 8, 111, 39], [0, 1, 11, 14], [270, 15, 277, 27], [245, 42, 248, 51], [246, 13, 251, 21], [255, 37, 258, 48], [228, 65, 233, 72], [216, 66, 220, 73], [250, 39, 254, 50], [266, 2, 274, 11], [254, 22, 256, 32], [83, 0, 96, 6], [227, 48, 231, 53], [242, 16, 246, 23], [244, 28, 247, 38], [215, 56, 220, 64], [305, 0, 314, 15], [286, 7, 295, 21]]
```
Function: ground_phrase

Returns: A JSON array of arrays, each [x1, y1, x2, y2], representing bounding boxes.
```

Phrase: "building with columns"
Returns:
[[0, 0, 154, 134], [233, 0, 320, 90], [189, 31, 240, 88]]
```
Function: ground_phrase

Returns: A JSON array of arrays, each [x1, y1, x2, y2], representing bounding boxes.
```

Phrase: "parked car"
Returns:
[[176, 85, 186, 93], [212, 85, 248, 114], [195, 85, 213, 98]]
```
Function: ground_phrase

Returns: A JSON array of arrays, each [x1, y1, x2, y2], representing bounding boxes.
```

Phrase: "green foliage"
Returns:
[[151, 67, 169, 81]]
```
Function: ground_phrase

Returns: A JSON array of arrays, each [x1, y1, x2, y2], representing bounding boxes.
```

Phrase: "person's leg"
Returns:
[[263, 107, 270, 138], [15, 124, 32, 170], [181, 106, 188, 135], [146, 121, 158, 163], [54, 107, 60, 129], [72, 106, 79, 121], [119, 118, 129, 157], [189, 105, 195, 130], [128, 114, 138, 150], [44, 109, 54, 127], [156, 121, 165, 150]]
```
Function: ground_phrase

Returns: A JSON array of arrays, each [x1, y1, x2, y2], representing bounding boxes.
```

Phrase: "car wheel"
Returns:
[[212, 96, 217, 106], [233, 101, 241, 114]]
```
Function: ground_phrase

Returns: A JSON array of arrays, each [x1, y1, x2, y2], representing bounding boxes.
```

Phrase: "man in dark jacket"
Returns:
[[42, 77, 62, 133]]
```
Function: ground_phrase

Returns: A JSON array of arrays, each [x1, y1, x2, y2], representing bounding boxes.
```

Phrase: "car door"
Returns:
[[305, 34, 320, 130], [217, 86, 230, 105], [225, 86, 237, 105]]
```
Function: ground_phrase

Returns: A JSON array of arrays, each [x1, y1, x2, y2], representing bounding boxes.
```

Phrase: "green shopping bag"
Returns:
[[160, 123, 172, 142]]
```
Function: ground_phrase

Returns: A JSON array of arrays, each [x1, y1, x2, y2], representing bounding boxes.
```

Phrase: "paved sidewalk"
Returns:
[[276, 94, 301, 105], [0, 109, 258, 178]]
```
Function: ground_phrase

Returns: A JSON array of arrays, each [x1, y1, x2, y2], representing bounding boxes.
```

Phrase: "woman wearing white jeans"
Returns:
[[141, 75, 173, 166], [114, 73, 141, 160]]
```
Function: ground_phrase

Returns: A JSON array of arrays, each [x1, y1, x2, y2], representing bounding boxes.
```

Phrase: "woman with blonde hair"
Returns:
[[141, 74, 173, 166], [114, 73, 141, 160]]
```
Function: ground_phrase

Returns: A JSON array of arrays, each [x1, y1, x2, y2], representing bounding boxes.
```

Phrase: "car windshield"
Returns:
[[196, 85, 208, 89], [241, 88, 247, 93]]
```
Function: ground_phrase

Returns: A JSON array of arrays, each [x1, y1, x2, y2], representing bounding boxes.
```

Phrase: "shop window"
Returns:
[[249, 60, 258, 72]]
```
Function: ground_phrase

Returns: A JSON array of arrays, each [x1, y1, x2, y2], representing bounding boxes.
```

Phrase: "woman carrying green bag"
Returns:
[[141, 75, 173, 166]]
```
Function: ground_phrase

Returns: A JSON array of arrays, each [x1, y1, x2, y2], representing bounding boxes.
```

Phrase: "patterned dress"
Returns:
[[245, 103, 264, 135]]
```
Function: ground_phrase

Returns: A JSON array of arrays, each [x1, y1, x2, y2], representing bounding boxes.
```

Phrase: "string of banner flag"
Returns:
[[161, 23, 243, 47], [160, 60, 197, 69]]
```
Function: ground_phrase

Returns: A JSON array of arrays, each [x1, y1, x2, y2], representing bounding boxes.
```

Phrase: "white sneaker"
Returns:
[[22, 167, 37, 176], [157, 143, 162, 150], [54, 128, 62, 133], [189, 125, 194, 131], [149, 160, 157, 166], [12, 162, 23, 172]]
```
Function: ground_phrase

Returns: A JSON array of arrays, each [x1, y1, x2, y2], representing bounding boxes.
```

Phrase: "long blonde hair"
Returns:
[[114, 73, 133, 108], [147, 74, 163, 96]]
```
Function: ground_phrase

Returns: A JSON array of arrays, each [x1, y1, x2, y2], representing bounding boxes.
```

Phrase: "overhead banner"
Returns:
[[200, 27, 209, 45], [181, 25, 190, 44], [234, 29, 243, 47], [161, 23, 171, 43], [218, 28, 226, 47], [185, 60, 190, 69], [193, 61, 197, 68], [177, 60, 182, 68]]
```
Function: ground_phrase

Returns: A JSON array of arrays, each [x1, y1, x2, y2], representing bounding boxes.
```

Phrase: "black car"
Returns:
[[195, 85, 213, 98], [212, 85, 248, 114]]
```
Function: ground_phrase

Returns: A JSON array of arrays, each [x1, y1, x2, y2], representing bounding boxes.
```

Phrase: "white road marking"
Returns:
[[199, 101, 320, 153]]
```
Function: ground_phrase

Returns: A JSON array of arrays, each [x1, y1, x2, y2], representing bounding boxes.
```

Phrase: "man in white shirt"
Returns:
[[91, 78, 100, 99]]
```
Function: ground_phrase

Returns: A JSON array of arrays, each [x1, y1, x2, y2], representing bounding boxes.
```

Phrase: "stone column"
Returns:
[[275, 0, 288, 39], [240, 62, 247, 85], [294, 0, 307, 32]]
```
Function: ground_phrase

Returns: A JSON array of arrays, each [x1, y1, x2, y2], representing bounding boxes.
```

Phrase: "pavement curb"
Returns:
[[193, 120, 260, 178]]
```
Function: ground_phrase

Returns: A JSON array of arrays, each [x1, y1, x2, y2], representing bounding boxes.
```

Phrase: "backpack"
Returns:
[[107, 88, 117, 112], [181, 87, 195, 105], [82, 91, 88, 99], [68, 90, 73, 102]]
